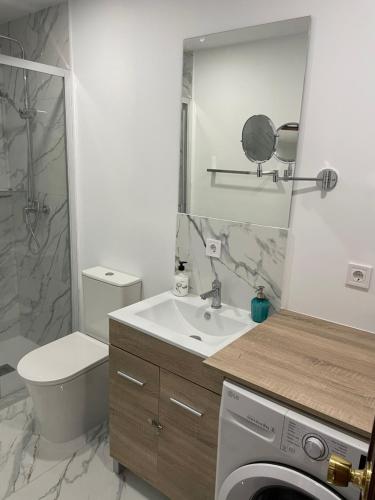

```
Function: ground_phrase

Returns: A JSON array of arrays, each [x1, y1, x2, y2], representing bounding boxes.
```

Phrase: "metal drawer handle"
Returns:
[[117, 370, 145, 387], [169, 397, 203, 417]]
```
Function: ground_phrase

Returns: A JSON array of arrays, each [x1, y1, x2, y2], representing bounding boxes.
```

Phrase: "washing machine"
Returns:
[[216, 380, 369, 500]]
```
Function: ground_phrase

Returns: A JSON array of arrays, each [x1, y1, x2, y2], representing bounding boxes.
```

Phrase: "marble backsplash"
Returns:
[[0, 3, 70, 69], [182, 52, 193, 100], [175, 213, 288, 312]]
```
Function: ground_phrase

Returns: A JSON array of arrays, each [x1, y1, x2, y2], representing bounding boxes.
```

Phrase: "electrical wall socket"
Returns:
[[206, 238, 221, 258], [346, 263, 372, 290]]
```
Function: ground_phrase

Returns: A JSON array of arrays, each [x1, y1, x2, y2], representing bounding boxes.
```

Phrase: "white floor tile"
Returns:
[[8, 434, 168, 500], [0, 394, 168, 500]]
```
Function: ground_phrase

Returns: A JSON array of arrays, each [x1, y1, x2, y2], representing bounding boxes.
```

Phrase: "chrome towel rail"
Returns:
[[207, 168, 273, 176], [207, 167, 338, 192]]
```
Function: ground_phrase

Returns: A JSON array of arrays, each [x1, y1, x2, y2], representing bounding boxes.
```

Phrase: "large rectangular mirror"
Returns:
[[178, 17, 310, 227]]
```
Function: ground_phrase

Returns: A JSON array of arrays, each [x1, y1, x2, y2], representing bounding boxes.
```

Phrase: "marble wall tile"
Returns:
[[0, 68, 20, 345], [1, 64, 72, 349], [176, 213, 288, 311], [0, 98, 10, 190], [0, 198, 20, 340], [182, 52, 193, 99], [12, 193, 71, 346], [0, 3, 70, 69], [1, 66, 68, 196], [0, 11, 71, 374]]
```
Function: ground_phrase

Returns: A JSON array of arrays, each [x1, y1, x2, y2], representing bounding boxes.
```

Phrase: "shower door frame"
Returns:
[[0, 53, 79, 332]]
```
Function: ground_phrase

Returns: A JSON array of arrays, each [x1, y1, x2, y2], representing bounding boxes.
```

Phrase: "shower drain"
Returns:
[[0, 364, 15, 377], [190, 335, 202, 341]]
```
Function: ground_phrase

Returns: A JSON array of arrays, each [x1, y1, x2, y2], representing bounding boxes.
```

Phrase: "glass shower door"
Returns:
[[0, 61, 72, 400]]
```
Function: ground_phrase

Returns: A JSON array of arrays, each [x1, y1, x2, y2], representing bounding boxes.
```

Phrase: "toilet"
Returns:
[[17, 266, 141, 443]]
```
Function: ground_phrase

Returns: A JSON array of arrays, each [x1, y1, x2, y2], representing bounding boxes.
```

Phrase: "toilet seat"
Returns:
[[17, 332, 108, 386]]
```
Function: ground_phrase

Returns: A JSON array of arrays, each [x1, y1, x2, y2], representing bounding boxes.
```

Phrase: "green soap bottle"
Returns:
[[251, 286, 270, 323]]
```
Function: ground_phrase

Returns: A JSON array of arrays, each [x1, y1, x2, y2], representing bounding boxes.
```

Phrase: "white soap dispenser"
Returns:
[[173, 260, 189, 297]]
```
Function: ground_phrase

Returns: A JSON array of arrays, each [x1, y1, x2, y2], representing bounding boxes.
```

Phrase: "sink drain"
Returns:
[[190, 335, 202, 341]]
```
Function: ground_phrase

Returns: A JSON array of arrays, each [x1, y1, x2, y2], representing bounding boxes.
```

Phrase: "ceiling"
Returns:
[[0, 0, 63, 23]]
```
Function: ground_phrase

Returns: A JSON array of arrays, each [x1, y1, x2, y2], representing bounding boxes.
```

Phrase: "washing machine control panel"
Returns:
[[281, 415, 352, 462], [303, 435, 326, 460]]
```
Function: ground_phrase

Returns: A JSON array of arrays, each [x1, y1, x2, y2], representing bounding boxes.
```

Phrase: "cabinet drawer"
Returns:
[[158, 369, 220, 500], [109, 346, 159, 482], [110, 319, 223, 394], [109, 345, 159, 414]]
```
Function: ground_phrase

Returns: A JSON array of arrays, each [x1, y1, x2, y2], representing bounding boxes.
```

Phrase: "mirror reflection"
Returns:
[[275, 122, 299, 164], [241, 115, 277, 164], [178, 17, 310, 227]]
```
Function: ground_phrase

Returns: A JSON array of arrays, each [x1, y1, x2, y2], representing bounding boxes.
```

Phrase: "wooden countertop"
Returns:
[[204, 310, 375, 439]]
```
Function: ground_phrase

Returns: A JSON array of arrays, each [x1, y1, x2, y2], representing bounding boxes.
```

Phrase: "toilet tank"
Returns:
[[82, 266, 141, 344]]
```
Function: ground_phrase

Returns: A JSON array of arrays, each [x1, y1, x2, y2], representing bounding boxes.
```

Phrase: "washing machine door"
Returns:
[[218, 463, 343, 500]]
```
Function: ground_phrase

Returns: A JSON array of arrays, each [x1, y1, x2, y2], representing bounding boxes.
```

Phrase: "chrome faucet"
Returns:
[[200, 279, 222, 309]]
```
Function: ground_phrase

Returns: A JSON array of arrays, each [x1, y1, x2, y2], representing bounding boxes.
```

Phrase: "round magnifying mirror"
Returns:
[[241, 114, 277, 163], [274, 122, 299, 163]]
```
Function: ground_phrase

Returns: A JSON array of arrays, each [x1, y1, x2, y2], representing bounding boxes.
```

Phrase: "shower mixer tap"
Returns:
[[24, 200, 50, 217], [19, 108, 37, 120]]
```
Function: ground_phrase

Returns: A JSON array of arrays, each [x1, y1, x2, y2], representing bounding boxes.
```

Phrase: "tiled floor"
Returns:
[[0, 336, 38, 398], [0, 391, 168, 500]]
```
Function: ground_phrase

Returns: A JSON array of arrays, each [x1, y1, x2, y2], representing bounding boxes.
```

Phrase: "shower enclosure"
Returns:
[[0, 45, 74, 400]]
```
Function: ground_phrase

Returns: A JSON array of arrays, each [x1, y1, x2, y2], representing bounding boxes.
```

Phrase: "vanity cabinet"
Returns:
[[158, 369, 220, 499], [109, 346, 159, 480], [109, 320, 222, 500]]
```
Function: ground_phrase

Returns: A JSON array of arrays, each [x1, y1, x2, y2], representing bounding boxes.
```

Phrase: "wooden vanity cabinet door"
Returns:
[[109, 346, 160, 484], [157, 369, 221, 500]]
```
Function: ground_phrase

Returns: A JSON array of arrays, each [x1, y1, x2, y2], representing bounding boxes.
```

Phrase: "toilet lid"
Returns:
[[17, 332, 108, 386]]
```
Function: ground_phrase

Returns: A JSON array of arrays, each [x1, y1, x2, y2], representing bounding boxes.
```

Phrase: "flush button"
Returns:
[[303, 436, 326, 460], [105, 272, 114, 276]]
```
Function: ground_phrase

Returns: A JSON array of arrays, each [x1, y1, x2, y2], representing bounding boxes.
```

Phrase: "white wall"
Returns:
[[69, 0, 375, 333], [190, 33, 307, 227]]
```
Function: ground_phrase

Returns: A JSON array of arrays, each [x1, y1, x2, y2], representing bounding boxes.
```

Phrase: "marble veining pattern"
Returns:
[[0, 2, 71, 400], [0, 392, 167, 500], [0, 3, 70, 69], [182, 52, 193, 100], [0, 392, 107, 499], [176, 213, 288, 311], [0, 199, 20, 340], [0, 62, 72, 350]]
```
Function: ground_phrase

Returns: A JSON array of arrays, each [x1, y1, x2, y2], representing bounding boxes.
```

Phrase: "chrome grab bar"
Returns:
[[169, 397, 203, 417], [117, 370, 145, 387]]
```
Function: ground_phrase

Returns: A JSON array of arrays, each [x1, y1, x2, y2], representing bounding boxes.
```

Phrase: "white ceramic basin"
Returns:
[[109, 291, 257, 357]]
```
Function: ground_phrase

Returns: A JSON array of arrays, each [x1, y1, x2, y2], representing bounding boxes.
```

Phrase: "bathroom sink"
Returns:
[[109, 291, 257, 357]]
